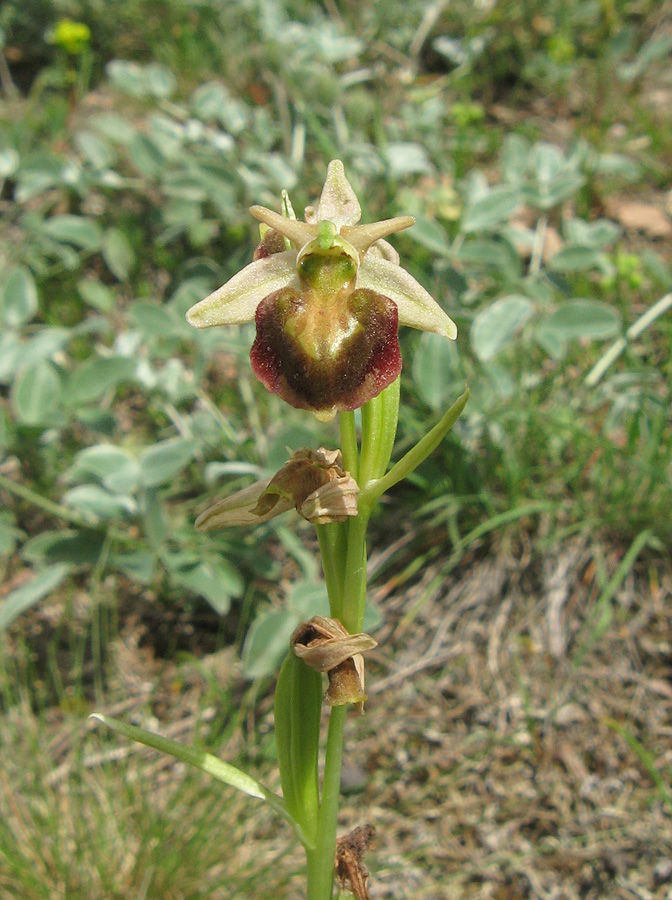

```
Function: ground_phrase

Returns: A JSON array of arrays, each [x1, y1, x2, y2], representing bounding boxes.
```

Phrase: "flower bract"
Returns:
[[187, 160, 456, 418]]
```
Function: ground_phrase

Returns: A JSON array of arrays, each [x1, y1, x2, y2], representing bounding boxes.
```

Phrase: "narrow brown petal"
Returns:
[[340, 216, 415, 254], [249, 206, 316, 249]]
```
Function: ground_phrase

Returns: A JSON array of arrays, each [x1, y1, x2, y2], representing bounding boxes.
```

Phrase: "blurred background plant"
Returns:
[[1, 0, 670, 897]]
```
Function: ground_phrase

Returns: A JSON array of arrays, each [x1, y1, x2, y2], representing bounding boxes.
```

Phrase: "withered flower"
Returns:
[[186, 160, 457, 420], [291, 616, 377, 709], [195, 447, 358, 531]]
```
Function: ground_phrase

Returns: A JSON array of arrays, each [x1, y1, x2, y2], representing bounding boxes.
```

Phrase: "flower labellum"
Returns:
[[194, 447, 358, 530], [186, 160, 457, 419]]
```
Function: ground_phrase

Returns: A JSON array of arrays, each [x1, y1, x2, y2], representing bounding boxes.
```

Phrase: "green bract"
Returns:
[[186, 160, 457, 419]]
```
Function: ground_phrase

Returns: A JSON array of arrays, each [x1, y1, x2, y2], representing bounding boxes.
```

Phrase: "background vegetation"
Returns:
[[1, 0, 670, 897]]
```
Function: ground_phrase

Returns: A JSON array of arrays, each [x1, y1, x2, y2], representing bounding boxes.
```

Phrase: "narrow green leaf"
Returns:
[[362, 388, 469, 507], [143, 488, 167, 549], [0, 564, 69, 631], [0, 513, 22, 558], [90, 713, 304, 837], [274, 652, 322, 847], [573, 530, 653, 667], [604, 719, 672, 813]]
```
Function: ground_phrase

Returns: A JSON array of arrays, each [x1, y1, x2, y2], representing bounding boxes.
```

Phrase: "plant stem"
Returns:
[[304, 389, 406, 896], [306, 705, 347, 899], [341, 512, 370, 633], [0, 471, 94, 529], [316, 522, 347, 619], [339, 411, 359, 481]]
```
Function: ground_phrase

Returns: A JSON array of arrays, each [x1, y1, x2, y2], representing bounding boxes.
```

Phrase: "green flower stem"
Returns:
[[341, 512, 370, 633], [359, 377, 400, 487], [316, 522, 347, 619], [339, 411, 359, 481], [305, 705, 347, 900], [306, 388, 467, 898], [359, 396, 383, 485], [305, 394, 398, 899]]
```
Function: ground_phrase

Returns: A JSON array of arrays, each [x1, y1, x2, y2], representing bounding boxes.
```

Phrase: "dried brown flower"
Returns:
[[291, 616, 377, 709]]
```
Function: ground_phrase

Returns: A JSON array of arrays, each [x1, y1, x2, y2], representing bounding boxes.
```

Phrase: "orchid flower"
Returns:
[[186, 160, 456, 420]]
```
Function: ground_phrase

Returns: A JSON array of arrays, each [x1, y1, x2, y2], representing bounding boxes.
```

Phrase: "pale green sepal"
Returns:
[[90, 713, 307, 843], [186, 252, 298, 328], [360, 387, 469, 507], [274, 652, 322, 848], [249, 206, 316, 248], [315, 160, 361, 229], [357, 255, 458, 340]]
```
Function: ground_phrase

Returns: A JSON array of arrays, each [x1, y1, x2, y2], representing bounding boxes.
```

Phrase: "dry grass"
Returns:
[[1, 537, 671, 899]]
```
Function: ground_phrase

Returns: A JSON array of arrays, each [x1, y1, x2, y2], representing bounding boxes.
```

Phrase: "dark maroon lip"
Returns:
[[250, 287, 402, 414]]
